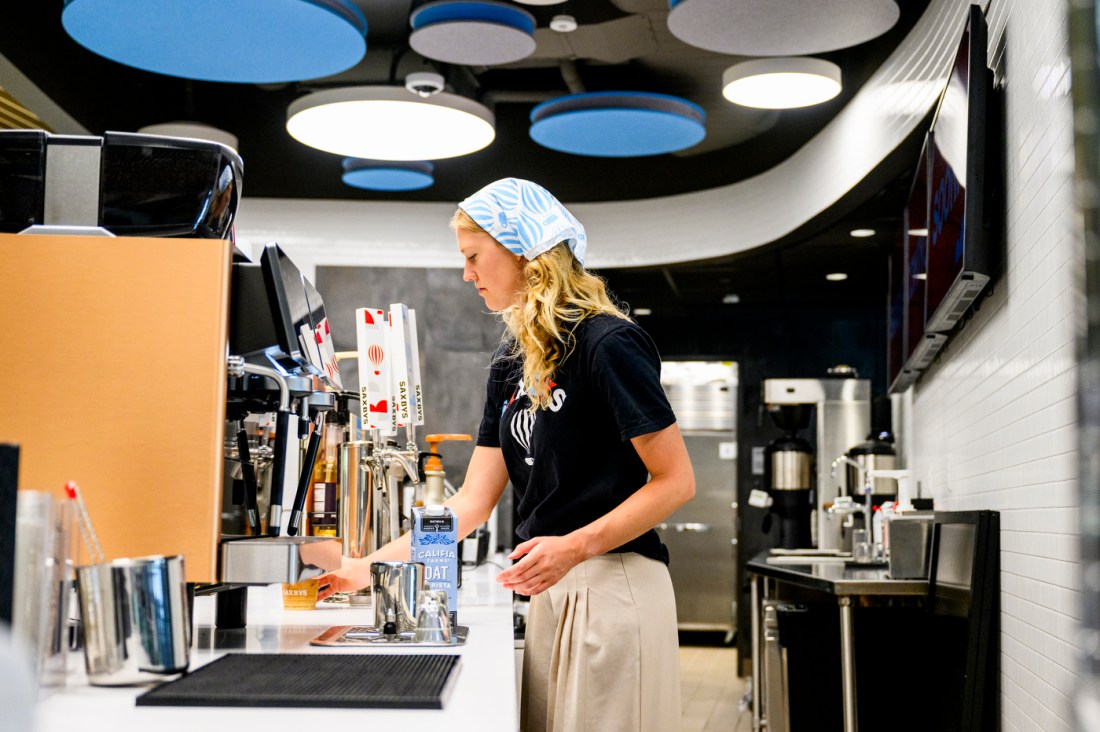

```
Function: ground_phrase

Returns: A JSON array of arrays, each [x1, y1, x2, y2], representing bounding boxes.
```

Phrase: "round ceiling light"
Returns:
[[61, 0, 367, 83], [342, 159, 435, 191], [668, 0, 898, 56], [409, 0, 536, 66], [722, 58, 842, 109], [137, 122, 239, 151], [529, 92, 706, 157], [287, 86, 496, 161], [550, 15, 578, 33]]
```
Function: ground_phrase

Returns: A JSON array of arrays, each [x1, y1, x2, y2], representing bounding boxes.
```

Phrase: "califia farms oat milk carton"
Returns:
[[411, 505, 458, 628]]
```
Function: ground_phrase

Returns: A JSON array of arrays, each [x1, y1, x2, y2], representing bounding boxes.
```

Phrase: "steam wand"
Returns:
[[228, 356, 291, 536], [287, 411, 326, 536], [234, 421, 261, 534]]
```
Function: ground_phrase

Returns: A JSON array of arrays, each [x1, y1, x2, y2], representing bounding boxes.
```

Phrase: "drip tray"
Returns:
[[312, 625, 469, 647], [136, 653, 461, 709]]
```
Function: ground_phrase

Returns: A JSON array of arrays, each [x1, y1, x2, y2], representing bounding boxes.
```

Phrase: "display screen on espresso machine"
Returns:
[[303, 277, 342, 388], [260, 243, 318, 375]]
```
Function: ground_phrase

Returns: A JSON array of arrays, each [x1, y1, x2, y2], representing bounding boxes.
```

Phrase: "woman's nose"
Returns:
[[463, 264, 475, 282]]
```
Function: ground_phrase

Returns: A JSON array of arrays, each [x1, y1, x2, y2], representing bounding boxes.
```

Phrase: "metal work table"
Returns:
[[746, 552, 927, 732]]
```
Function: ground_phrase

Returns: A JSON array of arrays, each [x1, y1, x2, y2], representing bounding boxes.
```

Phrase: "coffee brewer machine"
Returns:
[[762, 368, 871, 551], [763, 406, 814, 548]]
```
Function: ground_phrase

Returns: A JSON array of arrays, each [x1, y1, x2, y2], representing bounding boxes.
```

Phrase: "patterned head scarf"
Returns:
[[458, 178, 587, 266]]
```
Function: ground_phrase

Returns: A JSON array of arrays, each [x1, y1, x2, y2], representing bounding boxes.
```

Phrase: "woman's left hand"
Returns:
[[496, 535, 588, 596]]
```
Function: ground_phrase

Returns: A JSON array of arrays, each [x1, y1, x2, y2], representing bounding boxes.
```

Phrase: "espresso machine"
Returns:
[[210, 241, 354, 626], [762, 367, 871, 552], [225, 293, 434, 615]]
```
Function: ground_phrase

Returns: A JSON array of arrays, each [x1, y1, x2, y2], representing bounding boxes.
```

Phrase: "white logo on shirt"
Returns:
[[508, 379, 567, 466], [510, 409, 536, 466]]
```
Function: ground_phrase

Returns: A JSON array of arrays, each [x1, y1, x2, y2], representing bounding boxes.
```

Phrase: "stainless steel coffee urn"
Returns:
[[844, 433, 898, 499]]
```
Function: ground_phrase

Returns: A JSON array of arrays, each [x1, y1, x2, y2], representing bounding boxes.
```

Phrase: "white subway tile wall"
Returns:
[[910, 1, 1080, 730]]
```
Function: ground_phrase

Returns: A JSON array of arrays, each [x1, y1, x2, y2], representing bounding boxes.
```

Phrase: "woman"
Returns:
[[317, 178, 695, 732]]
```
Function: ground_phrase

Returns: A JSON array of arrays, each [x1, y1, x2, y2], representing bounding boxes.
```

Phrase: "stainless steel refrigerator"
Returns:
[[657, 361, 738, 637]]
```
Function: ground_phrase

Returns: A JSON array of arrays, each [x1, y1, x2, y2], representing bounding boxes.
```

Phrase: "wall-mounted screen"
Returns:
[[887, 223, 908, 392], [895, 133, 947, 378], [925, 4, 992, 333], [888, 5, 997, 391], [905, 137, 930, 365]]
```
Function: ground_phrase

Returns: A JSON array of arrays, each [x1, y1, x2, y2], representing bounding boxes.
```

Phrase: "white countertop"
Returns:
[[35, 560, 518, 732]]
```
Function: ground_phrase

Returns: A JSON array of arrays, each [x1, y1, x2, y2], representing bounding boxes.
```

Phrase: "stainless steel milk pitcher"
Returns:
[[76, 554, 190, 685], [370, 561, 426, 633]]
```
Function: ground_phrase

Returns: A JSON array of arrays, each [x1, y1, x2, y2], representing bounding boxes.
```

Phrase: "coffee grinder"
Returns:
[[763, 405, 814, 548]]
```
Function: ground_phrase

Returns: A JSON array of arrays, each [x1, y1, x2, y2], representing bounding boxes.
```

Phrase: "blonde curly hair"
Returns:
[[451, 208, 628, 410]]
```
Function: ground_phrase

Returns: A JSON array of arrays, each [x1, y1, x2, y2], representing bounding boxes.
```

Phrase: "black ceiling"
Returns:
[[0, 1, 934, 314]]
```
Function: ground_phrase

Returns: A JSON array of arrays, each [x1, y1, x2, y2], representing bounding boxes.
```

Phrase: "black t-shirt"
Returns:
[[476, 313, 676, 564]]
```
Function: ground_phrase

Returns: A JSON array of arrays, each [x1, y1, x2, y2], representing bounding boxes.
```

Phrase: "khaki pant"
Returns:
[[521, 553, 682, 732]]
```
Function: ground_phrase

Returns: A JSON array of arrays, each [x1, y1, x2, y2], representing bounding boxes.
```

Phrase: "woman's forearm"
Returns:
[[363, 531, 412, 563], [497, 434, 694, 597], [350, 451, 504, 564]]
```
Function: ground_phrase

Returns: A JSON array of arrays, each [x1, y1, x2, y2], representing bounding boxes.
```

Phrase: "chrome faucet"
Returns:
[[367, 423, 422, 543], [830, 455, 866, 497], [828, 454, 876, 562]]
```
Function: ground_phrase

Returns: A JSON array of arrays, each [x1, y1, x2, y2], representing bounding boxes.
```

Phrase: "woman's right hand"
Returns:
[[316, 556, 373, 601]]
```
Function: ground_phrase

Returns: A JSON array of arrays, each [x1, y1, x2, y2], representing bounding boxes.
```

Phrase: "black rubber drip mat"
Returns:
[[136, 653, 461, 709]]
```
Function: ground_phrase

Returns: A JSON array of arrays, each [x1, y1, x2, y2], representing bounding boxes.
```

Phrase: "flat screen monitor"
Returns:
[[260, 243, 319, 375], [893, 132, 949, 381], [925, 5, 992, 333], [887, 224, 911, 393], [905, 138, 929, 364]]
